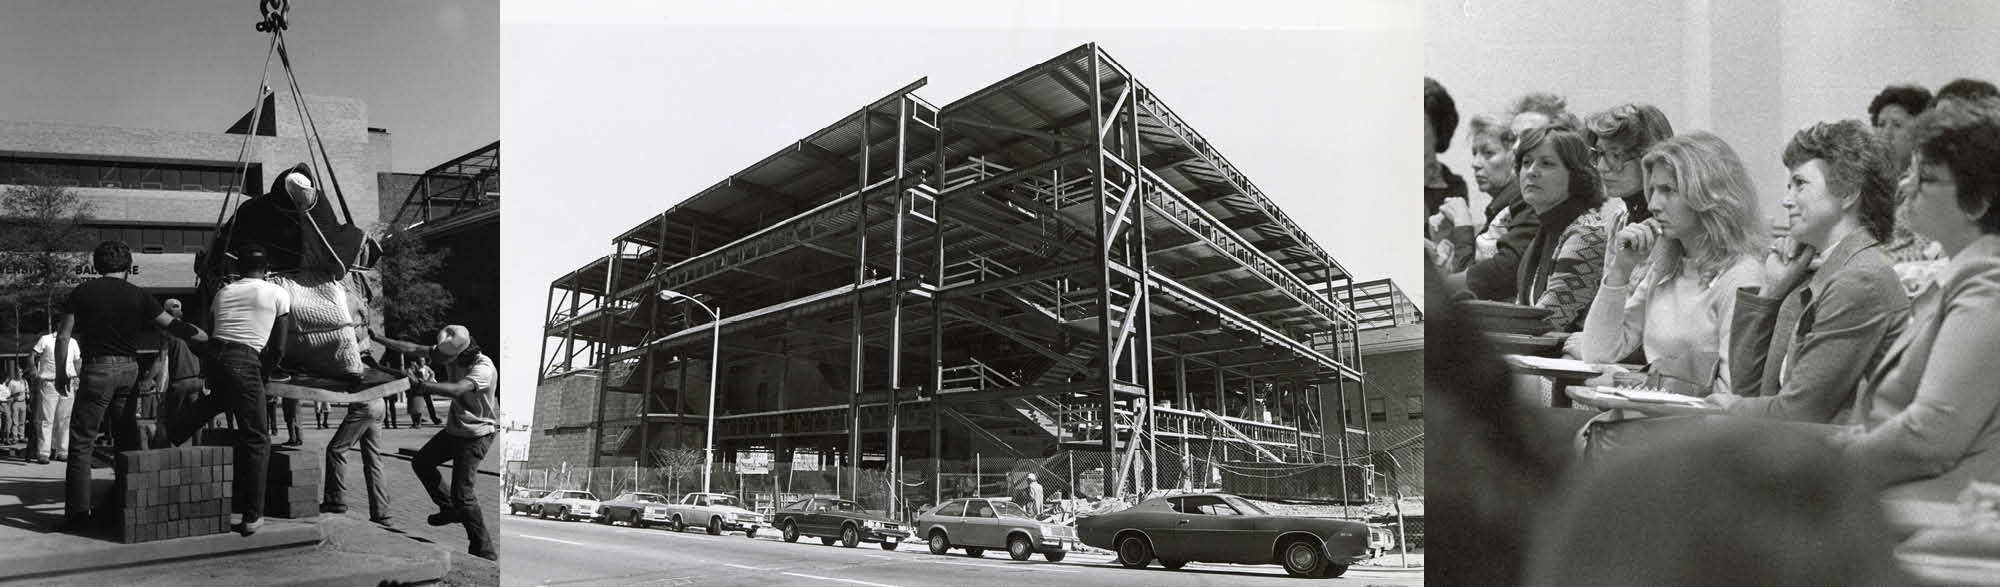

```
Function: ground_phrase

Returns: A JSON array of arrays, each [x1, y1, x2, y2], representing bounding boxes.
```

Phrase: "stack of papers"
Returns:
[[1595, 386, 1708, 406], [1504, 355, 1602, 373]]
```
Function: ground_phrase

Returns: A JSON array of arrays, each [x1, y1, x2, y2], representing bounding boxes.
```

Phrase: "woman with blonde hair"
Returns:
[[1579, 131, 1767, 394]]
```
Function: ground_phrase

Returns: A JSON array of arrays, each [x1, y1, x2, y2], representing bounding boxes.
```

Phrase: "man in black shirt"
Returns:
[[57, 241, 209, 531]]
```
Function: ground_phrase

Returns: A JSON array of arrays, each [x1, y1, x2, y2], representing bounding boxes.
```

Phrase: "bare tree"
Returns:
[[654, 446, 704, 497], [0, 172, 95, 346]]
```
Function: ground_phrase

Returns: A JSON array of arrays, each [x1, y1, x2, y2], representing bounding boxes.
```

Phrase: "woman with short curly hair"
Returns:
[[1838, 97, 2000, 497], [1585, 103, 1674, 225], [1710, 120, 1909, 423]]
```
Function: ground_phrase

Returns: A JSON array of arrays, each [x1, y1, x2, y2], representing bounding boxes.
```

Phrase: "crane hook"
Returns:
[[255, 0, 290, 32]]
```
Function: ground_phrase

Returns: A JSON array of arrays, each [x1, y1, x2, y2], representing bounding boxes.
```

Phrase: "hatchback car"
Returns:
[[914, 497, 1075, 561]]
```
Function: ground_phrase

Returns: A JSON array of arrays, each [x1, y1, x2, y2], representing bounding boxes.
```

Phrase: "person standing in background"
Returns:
[[30, 325, 80, 465], [413, 356, 440, 426]]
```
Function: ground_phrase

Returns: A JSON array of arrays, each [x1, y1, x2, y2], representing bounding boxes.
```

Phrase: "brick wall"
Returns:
[[0, 90, 378, 230]]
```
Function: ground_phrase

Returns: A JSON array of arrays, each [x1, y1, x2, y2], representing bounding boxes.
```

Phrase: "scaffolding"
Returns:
[[388, 140, 501, 234], [534, 44, 1370, 517]]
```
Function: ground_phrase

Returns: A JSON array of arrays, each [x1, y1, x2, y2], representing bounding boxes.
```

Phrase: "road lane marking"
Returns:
[[723, 563, 763, 571], [918, 560, 1082, 573], [863, 554, 893, 559], [780, 572, 902, 587], [517, 534, 586, 546]]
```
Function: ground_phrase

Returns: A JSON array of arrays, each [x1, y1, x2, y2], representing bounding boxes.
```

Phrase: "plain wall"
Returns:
[[1427, 0, 2000, 221]]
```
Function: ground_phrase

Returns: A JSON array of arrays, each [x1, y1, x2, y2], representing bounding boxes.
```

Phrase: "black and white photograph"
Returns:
[[1424, 1, 2000, 585], [500, 2, 1422, 586], [0, 1, 499, 584]]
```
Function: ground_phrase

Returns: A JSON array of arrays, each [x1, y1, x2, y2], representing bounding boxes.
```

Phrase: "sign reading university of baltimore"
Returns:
[[0, 251, 198, 290]]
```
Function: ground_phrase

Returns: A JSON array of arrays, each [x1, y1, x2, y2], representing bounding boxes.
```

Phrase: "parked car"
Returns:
[[772, 496, 910, 550], [1075, 492, 1393, 578], [508, 489, 551, 516], [599, 492, 674, 528], [662, 492, 768, 537], [533, 489, 603, 522], [913, 497, 1076, 561]]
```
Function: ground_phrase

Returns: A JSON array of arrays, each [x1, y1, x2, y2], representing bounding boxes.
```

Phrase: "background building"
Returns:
[[0, 89, 383, 350], [527, 44, 1412, 514]]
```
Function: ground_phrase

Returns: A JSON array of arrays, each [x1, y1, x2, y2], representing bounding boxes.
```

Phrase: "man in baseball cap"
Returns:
[[373, 325, 498, 560]]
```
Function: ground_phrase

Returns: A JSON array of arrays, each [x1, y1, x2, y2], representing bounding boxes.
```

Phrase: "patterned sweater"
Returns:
[[1518, 201, 1608, 332]]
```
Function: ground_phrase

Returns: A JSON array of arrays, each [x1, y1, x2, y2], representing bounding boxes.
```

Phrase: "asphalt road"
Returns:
[[500, 513, 1424, 587]]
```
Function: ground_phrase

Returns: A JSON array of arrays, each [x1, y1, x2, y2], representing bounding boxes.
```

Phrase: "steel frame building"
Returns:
[[536, 44, 1373, 510]]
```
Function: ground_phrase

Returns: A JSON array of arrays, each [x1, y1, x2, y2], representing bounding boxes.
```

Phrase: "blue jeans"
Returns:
[[324, 398, 389, 518], [414, 431, 493, 554], [66, 357, 140, 516], [166, 343, 270, 522]]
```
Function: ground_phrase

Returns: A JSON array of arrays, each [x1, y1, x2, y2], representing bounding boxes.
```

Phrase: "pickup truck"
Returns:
[[662, 492, 768, 537]]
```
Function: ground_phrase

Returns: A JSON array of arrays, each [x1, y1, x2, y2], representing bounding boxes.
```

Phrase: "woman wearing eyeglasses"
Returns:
[[1706, 121, 1909, 424], [1512, 126, 1609, 332], [1835, 98, 2000, 498], [1584, 104, 1675, 227], [1578, 132, 1767, 394]]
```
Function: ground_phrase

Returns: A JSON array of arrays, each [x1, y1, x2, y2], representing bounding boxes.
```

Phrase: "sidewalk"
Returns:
[[0, 396, 499, 586]]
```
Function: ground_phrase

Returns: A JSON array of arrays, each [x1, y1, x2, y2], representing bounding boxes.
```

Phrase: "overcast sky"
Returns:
[[500, 1, 1421, 426], [0, 0, 498, 173]]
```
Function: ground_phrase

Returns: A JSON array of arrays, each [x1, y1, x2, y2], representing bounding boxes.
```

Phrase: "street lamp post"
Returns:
[[659, 289, 721, 493]]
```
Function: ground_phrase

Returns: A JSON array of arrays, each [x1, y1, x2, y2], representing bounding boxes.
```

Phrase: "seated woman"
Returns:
[[1511, 126, 1609, 332], [1835, 97, 2000, 499], [1578, 132, 1766, 394], [1584, 103, 1675, 227], [1468, 113, 1528, 264], [1708, 121, 1910, 423], [1427, 78, 1475, 273]]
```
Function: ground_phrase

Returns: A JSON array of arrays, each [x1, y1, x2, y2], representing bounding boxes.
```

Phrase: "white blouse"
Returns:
[[1580, 255, 1764, 393]]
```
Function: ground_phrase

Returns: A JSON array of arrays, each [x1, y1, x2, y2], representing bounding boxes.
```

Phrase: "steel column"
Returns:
[[590, 243, 621, 468], [886, 95, 908, 520], [931, 104, 948, 509], [848, 100, 872, 501]]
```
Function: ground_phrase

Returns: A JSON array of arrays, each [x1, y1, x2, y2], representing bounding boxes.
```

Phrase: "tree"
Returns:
[[374, 231, 454, 341], [655, 446, 704, 497], [0, 173, 95, 348]]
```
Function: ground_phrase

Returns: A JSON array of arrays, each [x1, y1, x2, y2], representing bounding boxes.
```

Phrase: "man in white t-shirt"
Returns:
[[161, 244, 290, 536], [374, 325, 497, 561], [29, 328, 81, 464]]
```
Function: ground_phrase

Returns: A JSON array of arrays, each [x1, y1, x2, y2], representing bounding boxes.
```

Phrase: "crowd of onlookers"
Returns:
[[1427, 76, 2000, 585]]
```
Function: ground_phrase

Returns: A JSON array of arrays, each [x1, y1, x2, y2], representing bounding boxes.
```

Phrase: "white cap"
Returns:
[[285, 173, 316, 207], [435, 325, 473, 357]]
